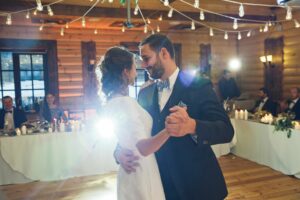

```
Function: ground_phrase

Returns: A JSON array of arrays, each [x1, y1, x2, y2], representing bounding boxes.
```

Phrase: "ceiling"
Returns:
[[0, 0, 298, 35]]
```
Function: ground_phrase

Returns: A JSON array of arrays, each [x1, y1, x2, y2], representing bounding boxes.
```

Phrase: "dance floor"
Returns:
[[1, 154, 300, 200]]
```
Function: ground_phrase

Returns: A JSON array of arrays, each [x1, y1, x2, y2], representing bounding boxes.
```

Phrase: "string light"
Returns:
[[122, 25, 125, 32], [36, 0, 43, 11], [259, 27, 263, 32], [191, 20, 195, 30], [294, 19, 300, 28], [134, 5, 139, 15], [233, 19, 238, 30], [209, 28, 214, 36], [158, 14, 163, 21], [60, 27, 64, 36], [94, 29, 98, 34], [238, 32, 242, 40], [39, 24, 44, 31], [65, 23, 69, 29], [82, 17, 86, 27], [199, 10, 205, 20], [168, 8, 174, 18], [164, 0, 169, 6], [47, 5, 54, 16], [239, 3, 244, 17], [224, 31, 228, 40], [286, 6, 292, 20], [33, 9, 37, 15], [268, 21, 272, 26], [6, 14, 12, 25], [247, 30, 251, 37], [156, 25, 160, 32], [263, 22, 268, 32], [194, 0, 199, 8], [147, 18, 151, 24], [108, 0, 113, 3], [26, 11, 30, 19], [144, 25, 148, 33]]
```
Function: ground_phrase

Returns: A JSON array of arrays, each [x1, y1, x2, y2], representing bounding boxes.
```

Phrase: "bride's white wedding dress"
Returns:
[[104, 96, 165, 200]]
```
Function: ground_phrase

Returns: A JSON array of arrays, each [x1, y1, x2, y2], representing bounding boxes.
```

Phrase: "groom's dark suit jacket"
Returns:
[[138, 71, 234, 200]]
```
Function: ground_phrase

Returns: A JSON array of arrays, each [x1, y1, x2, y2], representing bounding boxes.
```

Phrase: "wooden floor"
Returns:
[[1, 154, 300, 200]]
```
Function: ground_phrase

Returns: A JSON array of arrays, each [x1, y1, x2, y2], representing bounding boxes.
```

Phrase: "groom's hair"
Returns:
[[100, 46, 134, 96], [140, 34, 175, 59]]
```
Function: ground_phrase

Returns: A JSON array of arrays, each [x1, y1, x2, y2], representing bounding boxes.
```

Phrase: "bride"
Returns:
[[99, 46, 168, 200]]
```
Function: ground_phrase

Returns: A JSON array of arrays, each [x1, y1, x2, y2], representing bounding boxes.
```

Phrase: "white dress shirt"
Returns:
[[289, 98, 299, 109], [258, 97, 268, 111], [4, 109, 15, 130], [158, 68, 179, 111]]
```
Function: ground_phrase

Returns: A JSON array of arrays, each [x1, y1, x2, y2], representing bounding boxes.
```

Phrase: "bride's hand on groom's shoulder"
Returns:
[[165, 106, 196, 137], [115, 147, 140, 174]]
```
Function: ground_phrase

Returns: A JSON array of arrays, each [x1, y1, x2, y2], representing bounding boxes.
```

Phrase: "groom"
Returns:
[[115, 34, 234, 200]]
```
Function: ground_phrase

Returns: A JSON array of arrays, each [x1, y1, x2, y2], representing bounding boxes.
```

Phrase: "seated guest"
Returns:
[[0, 96, 27, 131], [286, 87, 300, 120], [252, 87, 277, 116], [39, 93, 67, 122]]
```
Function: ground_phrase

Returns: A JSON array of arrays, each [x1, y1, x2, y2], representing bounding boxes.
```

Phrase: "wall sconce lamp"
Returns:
[[260, 55, 274, 68]]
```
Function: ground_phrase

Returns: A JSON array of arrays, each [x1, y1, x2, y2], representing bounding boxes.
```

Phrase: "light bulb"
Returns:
[[36, 0, 43, 11], [60, 28, 64, 36], [259, 27, 263, 32], [194, 0, 199, 8], [82, 17, 86, 27], [156, 25, 160, 33], [224, 32, 228, 40], [233, 19, 238, 30], [264, 23, 268, 32], [238, 32, 242, 40], [268, 21, 272, 27], [239, 4, 244, 17], [26, 11, 30, 19], [200, 10, 205, 20], [168, 8, 173, 18], [158, 14, 163, 21], [144, 25, 148, 33], [134, 5, 139, 15], [39, 25, 43, 31], [94, 29, 98, 34], [294, 19, 300, 28], [286, 6, 292, 20], [65, 23, 69, 29], [191, 21, 195, 30], [47, 5, 54, 16], [33, 10, 37, 16], [164, 0, 169, 6], [108, 0, 113, 3], [247, 30, 251, 37], [209, 28, 214, 36], [6, 14, 12, 25], [122, 26, 125, 32], [147, 18, 151, 24]]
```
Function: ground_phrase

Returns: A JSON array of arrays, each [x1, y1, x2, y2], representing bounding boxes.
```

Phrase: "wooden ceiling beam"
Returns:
[[0, 1, 274, 25]]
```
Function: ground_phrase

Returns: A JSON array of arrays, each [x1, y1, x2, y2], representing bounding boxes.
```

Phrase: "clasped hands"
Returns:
[[165, 105, 196, 137]]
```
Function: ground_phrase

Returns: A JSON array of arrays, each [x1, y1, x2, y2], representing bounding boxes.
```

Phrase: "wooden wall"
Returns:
[[0, 25, 237, 110], [238, 10, 300, 99]]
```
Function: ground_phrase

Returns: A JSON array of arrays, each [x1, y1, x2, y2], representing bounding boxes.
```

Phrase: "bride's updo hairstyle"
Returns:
[[100, 46, 134, 97]]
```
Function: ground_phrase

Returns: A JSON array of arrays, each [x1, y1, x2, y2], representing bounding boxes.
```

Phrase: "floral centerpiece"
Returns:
[[273, 112, 296, 138]]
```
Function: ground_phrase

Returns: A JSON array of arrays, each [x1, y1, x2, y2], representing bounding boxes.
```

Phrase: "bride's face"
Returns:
[[124, 58, 137, 86]]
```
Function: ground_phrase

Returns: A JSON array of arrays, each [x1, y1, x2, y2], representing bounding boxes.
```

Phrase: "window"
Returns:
[[129, 68, 147, 99], [0, 52, 46, 111]]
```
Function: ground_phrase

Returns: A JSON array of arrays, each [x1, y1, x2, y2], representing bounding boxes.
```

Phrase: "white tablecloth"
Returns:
[[231, 119, 300, 178], [0, 132, 118, 185], [0, 128, 235, 185]]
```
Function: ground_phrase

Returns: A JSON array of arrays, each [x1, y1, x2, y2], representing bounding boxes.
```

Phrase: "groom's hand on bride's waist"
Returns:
[[115, 147, 140, 174]]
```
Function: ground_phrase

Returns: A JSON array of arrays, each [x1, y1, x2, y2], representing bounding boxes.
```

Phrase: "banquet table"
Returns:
[[231, 119, 300, 178], [0, 131, 118, 185], [0, 128, 235, 185]]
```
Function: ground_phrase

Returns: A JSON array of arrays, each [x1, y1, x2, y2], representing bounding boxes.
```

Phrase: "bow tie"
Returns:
[[5, 110, 12, 114], [157, 79, 170, 92]]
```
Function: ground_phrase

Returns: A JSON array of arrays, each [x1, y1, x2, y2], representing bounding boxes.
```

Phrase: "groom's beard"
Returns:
[[147, 58, 165, 80]]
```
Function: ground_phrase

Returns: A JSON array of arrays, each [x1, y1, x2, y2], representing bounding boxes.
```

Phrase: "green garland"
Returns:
[[273, 113, 295, 138]]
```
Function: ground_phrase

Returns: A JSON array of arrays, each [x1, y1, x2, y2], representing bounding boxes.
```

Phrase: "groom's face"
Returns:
[[140, 44, 165, 80]]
